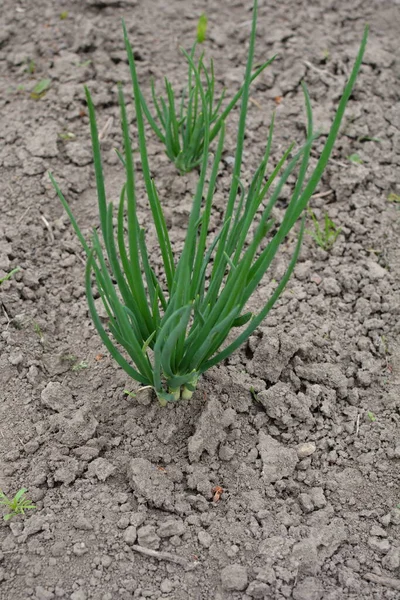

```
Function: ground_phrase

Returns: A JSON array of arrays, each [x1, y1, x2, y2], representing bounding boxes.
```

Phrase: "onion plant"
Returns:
[[140, 41, 275, 173], [50, 0, 368, 405]]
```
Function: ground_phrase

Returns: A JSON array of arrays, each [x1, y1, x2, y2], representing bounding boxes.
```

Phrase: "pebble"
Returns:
[[74, 516, 93, 531], [382, 547, 400, 571], [70, 591, 87, 600], [258, 432, 298, 484], [322, 277, 341, 295], [246, 581, 270, 598], [391, 508, 400, 525], [101, 555, 113, 568], [370, 525, 387, 537], [292, 576, 324, 600], [41, 381, 71, 411], [368, 536, 391, 555], [310, 273, 322, 285], [310, 487, 327, 509], [35, 587, 54, 600], [117, 515, 130, 530], [198, 530, 212, 548], [221, 564, 248, 591], [25, 440, 40, 454], [298, 493, 314, 513], [9, 351, 23, 366], [160, 579, 174, 593], [123, 526, 137, 545], [73, 542, 88, 556], [219, 445, 235, 461], [87, 458, 116, 482], [51, 542, 66, 557], [157, 519, 185, 538], [137, 525, 160, 550], [296, 442, 316, 459], [255, 566, 276, 584]]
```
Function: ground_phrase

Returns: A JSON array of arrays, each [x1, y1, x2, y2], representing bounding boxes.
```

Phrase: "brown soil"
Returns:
[[1, 0, 400, 599]]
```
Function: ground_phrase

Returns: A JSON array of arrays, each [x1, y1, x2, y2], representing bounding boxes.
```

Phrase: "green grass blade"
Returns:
[[85, 251, 151, 385], [118, 86, 154, 331], [191, 123, 225, 297], [201, 218, 305, 371], [123, 21, 175, 291], [292, 25, 369, 221], [209, 55, 276, 143], [49, 173, 90, 254], [84, 87, 108, 242], [139, 85, 165, 141], [207, 0, 259, 301]]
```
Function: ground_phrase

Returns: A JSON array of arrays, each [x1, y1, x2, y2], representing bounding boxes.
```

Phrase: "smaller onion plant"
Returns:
[[50, 0, 368, 405], [140, 38, 275, 173]]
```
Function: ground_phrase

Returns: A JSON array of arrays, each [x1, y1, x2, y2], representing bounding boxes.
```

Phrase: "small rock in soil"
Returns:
[[73, 515, 93, 531], [160, 579, 174, 593], [198, 530, 212, 548], [70, 590, 87, 600], [219, 444, 235, 461], [157, 519, 185, 538], [310, 487, 327, 509], [35, 586, 54, 600], [368, 536, 391, 555], [41, 381, 73, 412], [257, 382, 313, 426], [258, 431, 298, 484], [293, 577, 324, 600], [220, 564, 248, 591], [73, 542, 88, 556], [295, 363, 348, 397], [23, 515, 46, 538], [188, 398, 227, 463], [123, 526, 137, 545], [87, 457, 116, 482], [137, 525, 160, 550], [298, 493, 314, 513], [127, 458, 174, 510], [296, 442, 316, 458], [246, 581, 270, 598], [382, 547, 400, 571], [52, 406, 98, 448], [53, 458, 82, 484], [370, 525, 387, 537]]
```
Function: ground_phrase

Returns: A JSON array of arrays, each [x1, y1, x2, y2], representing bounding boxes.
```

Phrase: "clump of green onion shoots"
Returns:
[[50, 0, 368, 405], [140, 33, 275, 173]]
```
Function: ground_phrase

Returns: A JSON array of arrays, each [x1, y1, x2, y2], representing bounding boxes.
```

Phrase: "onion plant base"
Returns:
[[51, 0, 368, 405]]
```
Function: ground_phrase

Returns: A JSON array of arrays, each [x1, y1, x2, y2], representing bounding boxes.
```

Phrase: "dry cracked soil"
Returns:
[[1, 0, 400, 599]]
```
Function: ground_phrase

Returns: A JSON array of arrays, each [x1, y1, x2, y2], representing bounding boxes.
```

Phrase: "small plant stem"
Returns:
[[169, 387, 181, 401]]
